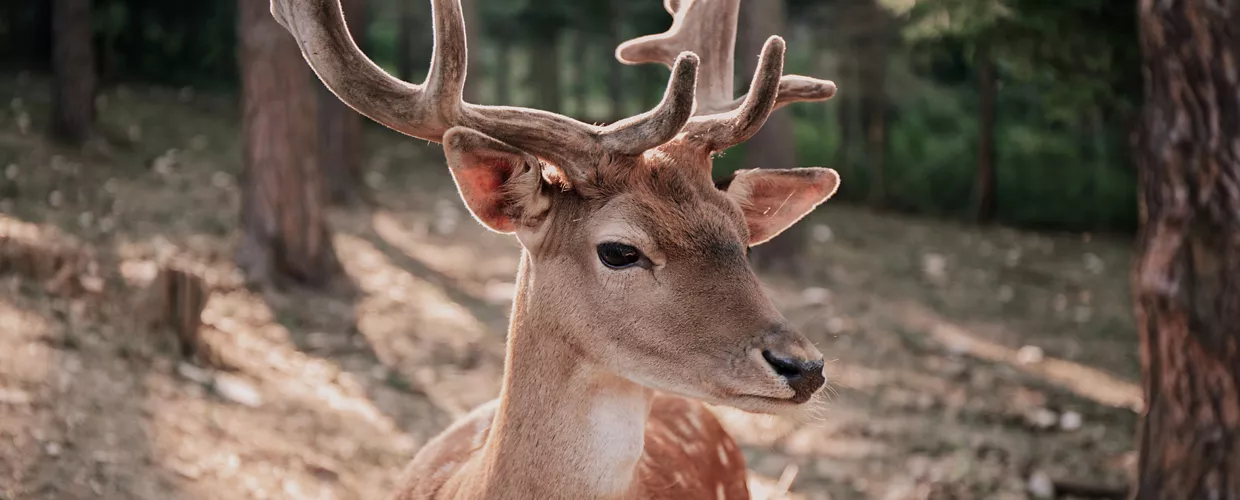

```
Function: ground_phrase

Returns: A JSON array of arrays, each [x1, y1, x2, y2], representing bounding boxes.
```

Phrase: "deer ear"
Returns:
[[443, 127, 557, 234], [719, 168, 840, 246]]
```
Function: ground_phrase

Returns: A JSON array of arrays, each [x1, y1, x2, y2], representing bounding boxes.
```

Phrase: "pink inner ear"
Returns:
[[730, 169, 839, 245], [456, 155, 519, 232]]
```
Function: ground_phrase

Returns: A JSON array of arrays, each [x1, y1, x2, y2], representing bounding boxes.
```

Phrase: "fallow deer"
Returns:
[[269, 0, 840, 497]]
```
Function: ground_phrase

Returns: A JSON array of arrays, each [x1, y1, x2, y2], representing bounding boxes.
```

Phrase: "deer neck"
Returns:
[[473, 252, 652, 499]]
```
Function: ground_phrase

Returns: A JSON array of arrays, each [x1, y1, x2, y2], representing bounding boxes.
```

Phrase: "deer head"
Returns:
[[272, 0, 839, 412]]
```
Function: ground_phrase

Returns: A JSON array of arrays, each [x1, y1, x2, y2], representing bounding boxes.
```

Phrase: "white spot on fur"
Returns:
[[717, 482, 726, 500], [717, 445, 729, 466]]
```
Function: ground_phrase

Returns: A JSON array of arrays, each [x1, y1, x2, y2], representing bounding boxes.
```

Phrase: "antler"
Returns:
[[269, 0, 700, 182], [616, 0, 837, 152]]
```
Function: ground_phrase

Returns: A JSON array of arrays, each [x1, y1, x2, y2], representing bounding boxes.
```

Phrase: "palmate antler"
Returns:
[[268, 0, 700, 184], [617, 0, 837, 152]]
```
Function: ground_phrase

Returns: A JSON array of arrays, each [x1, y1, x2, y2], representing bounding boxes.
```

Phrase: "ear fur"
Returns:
[[720, 167, 840, 245], [443, 127, 556, 233]]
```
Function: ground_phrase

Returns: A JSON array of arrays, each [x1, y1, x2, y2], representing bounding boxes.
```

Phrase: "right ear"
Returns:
[[443, 127, 556, 233]]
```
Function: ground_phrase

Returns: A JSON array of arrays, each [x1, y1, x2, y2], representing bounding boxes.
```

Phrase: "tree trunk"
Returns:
[[317, 0, 367, 206], [51, 0, 95, 144], [606, 0, 628, 120], [567, 32, 591, 118], [461, 0, 481, 102], [237, 0, 341, 288], [856, 0, 890, 206], [833, 51, 856, 176], [1133, 0, 1240, 497], [739, 0, 803, 273], [396, 0, 415, 81], [495, 43, 512, 105], [530, 38, 561, 112], [975, 43, 997, 222]]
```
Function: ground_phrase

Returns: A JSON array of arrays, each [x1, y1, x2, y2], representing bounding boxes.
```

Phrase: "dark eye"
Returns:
[[597, 242, 643, 269]]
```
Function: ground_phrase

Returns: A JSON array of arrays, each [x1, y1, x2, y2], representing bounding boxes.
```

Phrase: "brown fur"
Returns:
[[268, 0, 842, 498]]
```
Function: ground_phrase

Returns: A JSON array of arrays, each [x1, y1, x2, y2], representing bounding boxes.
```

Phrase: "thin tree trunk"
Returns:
[[530, 38, 561, 112], [568, 32, 591, 118], [606, 0, 628, 120], [461, 0, 481, 102], [495, 43, 512, 105], [857, 0, 890, 206], [51, 0, 95, 143], [740, 0, 803, 274], [833, 52, 856, 175], [976, 43, 997, 222], [396, 0, 415, 81], [237, 0, 341, 288], [1133, 0, 1240, 497], [318, 0, 367, 206]]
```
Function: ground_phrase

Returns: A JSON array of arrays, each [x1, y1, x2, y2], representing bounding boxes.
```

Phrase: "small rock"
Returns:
[[811, 224, 834, 243], [921, 253, 947, 282], [127, 124, 143, 142], [1059, 410, 1083, 431], [1027, 470, 1055, 498], [45, 442, 62, 457], [48, 190, 64, 208], [176, 362, 213, 385], [1026, 407, 1059, 429], [214, 374, 263, 408], [997, 285, 1014, 303], [800, 287, 831, 304], [4, 164, 17, 180], [1084, 252, 1105, 274], [1016, 345, 1044, 365]]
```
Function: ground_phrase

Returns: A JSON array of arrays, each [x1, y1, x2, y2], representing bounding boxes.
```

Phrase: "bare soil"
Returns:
[[0, 76, 1140, 499]]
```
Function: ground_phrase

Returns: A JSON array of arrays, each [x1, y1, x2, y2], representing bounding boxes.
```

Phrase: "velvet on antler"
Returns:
[[616, 0, 837, 153], [268, 0, 701, 184]]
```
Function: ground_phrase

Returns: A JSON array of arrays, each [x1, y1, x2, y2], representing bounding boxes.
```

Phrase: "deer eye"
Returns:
[[597, 242, 643, 269]]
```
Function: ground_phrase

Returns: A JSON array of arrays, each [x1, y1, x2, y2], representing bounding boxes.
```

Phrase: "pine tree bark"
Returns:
[[853, 0, 890, 206], [976, 43, 997, 222], [740, 0, 803, 273], [530, 38, 562, 112], [1133, 0, 1240, 497], [317, 0, 367, 206], [237, 0, 341, 288], [606, 0, 628, 120], [461, 0, 481, 102], [495, 44, 512, 105], [51, 0, 95, 143]]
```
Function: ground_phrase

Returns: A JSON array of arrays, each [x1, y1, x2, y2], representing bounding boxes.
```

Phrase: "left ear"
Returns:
[[444, 126, 561, 234], [717, 168, 840, 245]]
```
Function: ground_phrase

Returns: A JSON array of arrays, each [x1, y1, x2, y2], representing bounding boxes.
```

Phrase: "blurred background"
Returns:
[[0, 0, 1220, 499]]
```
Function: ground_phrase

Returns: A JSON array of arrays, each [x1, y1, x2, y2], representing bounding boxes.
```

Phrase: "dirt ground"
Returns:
[[0, 75, 1141, 500]]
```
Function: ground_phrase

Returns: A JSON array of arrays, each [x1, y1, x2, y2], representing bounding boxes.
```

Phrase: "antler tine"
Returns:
[[271, 0, 699, 177], [617, 0, 837, 151]]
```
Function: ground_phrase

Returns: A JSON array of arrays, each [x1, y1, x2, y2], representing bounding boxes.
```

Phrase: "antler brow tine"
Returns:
[[270, 0, 699, 178]]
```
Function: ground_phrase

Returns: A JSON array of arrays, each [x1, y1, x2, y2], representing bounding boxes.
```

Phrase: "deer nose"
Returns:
[[762, 349, 826, 403]]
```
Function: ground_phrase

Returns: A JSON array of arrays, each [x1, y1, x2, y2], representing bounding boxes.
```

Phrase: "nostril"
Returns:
[[762, 349, 803, 379]]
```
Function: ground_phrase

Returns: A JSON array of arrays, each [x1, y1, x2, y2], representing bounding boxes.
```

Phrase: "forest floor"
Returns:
[[0, 75, 1142, 500]]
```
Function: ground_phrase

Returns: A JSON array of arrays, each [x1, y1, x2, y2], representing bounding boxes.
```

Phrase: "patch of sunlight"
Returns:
[[894, 302, 1143, 412], [197, 292, 414, 442], [334, 233, 503, 415], [371, 210, 520, 284]]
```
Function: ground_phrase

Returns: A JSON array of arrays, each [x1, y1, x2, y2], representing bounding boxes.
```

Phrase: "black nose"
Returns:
[[762, 349, 826, 403]]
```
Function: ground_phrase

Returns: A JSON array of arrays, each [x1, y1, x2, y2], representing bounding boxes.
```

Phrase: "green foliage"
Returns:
[[0, 0, 1141, 232]]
